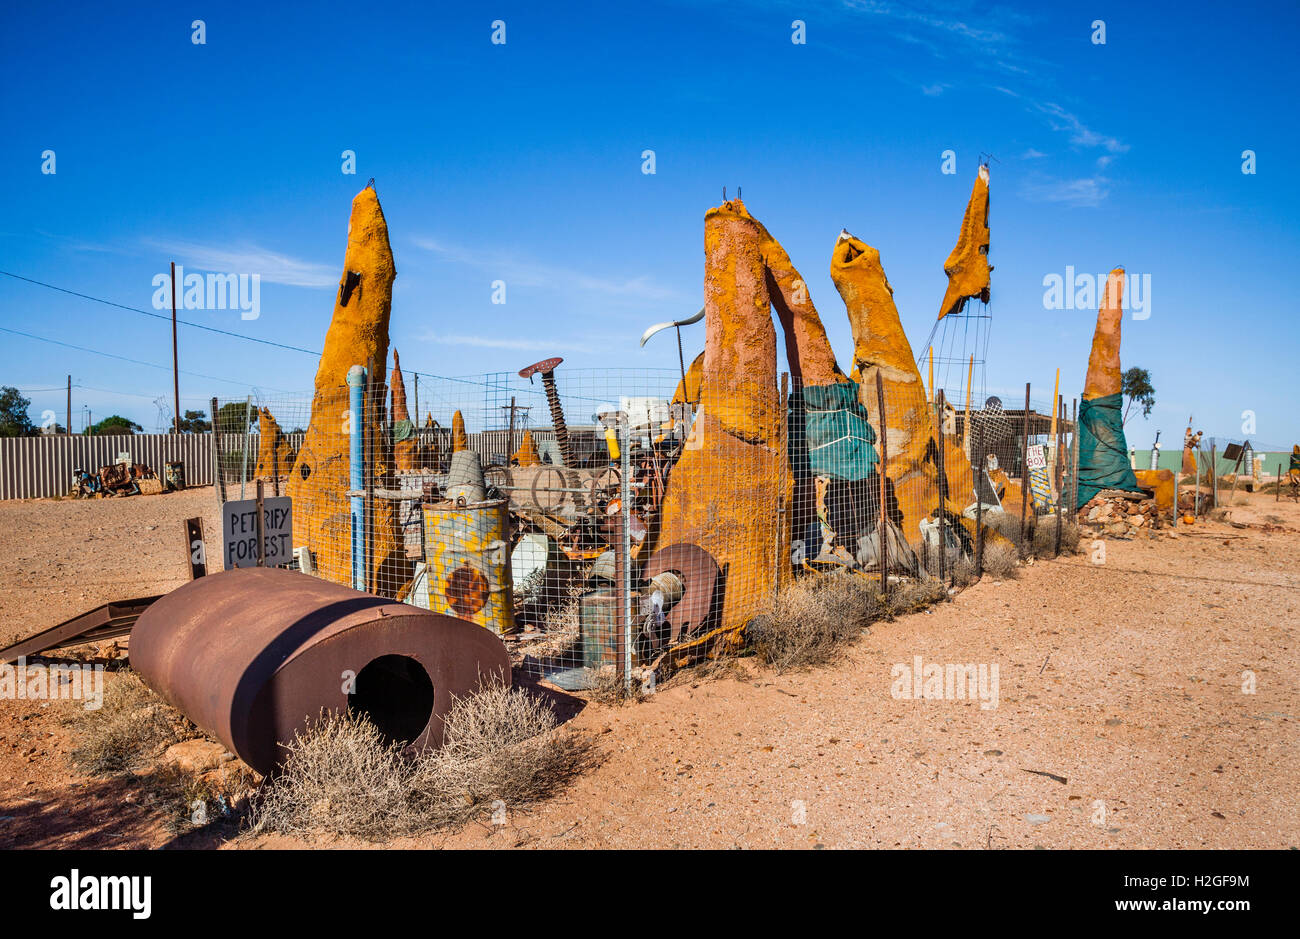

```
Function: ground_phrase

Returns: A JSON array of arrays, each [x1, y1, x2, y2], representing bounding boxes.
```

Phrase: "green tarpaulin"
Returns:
[[1076, 391, 1141, 508], [800, 382, 880, 482]]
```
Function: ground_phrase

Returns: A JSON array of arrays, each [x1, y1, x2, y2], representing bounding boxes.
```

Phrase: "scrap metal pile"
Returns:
[[105, 167, 1182, 772]]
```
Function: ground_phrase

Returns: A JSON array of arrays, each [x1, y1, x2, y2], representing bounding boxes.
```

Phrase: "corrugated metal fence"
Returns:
[[0, 428, 584, 500], [0, 434, 215, 500]]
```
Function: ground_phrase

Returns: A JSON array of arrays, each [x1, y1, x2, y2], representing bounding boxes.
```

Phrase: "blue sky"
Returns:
[[1, 0, 1297, 447]]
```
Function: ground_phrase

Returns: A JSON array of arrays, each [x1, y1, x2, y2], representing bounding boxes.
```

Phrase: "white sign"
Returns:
[[1025, 444, 1047, 471], [223, 497, 292, 568]]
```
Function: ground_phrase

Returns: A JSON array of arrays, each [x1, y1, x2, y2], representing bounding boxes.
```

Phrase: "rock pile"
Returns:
[[1078, 492, 1161, 535]]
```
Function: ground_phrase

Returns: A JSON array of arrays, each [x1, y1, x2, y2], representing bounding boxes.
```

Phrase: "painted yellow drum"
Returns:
[[423, 498, 516, 636]]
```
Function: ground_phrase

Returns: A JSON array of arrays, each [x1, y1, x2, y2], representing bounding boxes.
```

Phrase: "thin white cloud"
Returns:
[[1033, 102, 1129, 155], [1020, 175, 1111, 208], [146, 239, 337, 288], [921, 83, 948, 96], [417, 331, 574, 352], [842, 0, 1011, 47], [1021, 148, 1047, 159], [412, 236, 682, 303]]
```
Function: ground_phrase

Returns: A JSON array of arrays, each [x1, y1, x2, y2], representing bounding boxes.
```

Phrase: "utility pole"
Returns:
[[66, 375, 71, 436], [170, 261, 181, 434]]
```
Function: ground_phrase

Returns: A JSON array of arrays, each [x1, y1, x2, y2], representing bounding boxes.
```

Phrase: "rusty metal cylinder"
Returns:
[[130, 567, 510, 776]]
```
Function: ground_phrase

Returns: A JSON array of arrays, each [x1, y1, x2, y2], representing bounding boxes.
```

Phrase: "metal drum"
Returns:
[[130, 567, 510, 776], [422, 498, 516, 636]]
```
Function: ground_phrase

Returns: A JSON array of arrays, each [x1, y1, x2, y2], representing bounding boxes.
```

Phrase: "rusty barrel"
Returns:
[[130, 567, 509, 776], [423, 498, 516, 636]]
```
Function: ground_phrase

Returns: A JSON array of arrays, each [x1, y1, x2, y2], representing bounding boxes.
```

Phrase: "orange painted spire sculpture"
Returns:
[[287, 185, 408, 591], [390, 350, 417, 473]]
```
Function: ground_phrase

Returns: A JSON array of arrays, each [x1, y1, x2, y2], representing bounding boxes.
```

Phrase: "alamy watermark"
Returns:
[[1042, 267, 1150, 320], [1, 657, 104, 710], [152, 265, 260, 320], [891, 655, 999, 710]]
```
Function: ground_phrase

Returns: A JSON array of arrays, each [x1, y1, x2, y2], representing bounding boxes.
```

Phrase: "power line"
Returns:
[[0, 270, 321, 357], [0, 269, 496, 389], [0, 325, 297, 392]]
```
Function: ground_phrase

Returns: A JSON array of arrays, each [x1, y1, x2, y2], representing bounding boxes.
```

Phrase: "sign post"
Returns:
[[223, 495, 292, 569]]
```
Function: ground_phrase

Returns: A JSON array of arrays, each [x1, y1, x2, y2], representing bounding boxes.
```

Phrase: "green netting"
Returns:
[[1076, 392, 1141, 508], [799, 381, 880, 482]]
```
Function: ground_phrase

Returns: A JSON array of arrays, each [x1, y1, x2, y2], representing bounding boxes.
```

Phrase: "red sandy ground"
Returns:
[[0, 487, 1296, 849]]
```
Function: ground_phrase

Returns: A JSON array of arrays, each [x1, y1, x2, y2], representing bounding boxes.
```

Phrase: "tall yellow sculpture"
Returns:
[[253, 407, 295, 480], [656, 199, 845, 633], [287, 185, 408, 592]]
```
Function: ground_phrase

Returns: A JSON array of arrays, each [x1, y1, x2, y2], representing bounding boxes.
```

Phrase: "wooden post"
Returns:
[[974, 422, 984, 577], [927, 346, 933, 404], [255, 480, 266, 567], [506, 395, 518, 463], [210, 396, 227, 504], [1277, 464, 1283, 502], [935, 390, 948, 586], [1070, 398, 1080, 514], [875, 372, 889, 598], [1054, 396, 1064, 557], [183, 517, 207, 579], [1018, 382, 1031, 555], [170, 261, 181, 434], [962, 355, 974, 457], [1211, 442, 1218, 510]]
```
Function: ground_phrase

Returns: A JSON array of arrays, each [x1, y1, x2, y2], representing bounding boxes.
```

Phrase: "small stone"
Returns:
[[1024, 813, 1051, 825]]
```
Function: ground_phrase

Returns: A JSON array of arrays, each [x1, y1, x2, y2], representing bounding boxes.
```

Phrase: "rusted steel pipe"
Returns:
[[130, 567, 510, 776]]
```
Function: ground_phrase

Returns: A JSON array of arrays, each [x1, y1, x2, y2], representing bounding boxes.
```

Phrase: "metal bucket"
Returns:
[[164, 460, 185, 491], [422, 498, 516, 636]]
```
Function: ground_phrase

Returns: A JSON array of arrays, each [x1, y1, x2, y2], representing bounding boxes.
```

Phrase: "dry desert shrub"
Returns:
[[982, 510, 1031, 553], [750, 573, 885, 671], [246, 680, 596, 841], [887, 578, 948, 614], [979, 539, 1021, 580], [1031, 517, 1080, 556], [67, 670, 198, 776]]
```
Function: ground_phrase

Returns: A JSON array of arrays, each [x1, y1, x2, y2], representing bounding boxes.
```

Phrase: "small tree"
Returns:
[[177, 409, 212, 433], [0, 386, 36, 437], [87, 415, 143, 436], [1121, 367, 1155, 424]]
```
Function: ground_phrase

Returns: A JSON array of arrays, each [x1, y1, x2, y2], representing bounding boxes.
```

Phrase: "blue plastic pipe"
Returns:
[[347, 365, 367, 591]]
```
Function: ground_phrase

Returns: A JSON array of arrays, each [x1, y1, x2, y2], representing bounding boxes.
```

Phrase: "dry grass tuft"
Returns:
[[1031, 516, 1081, 556], [750, 574, 885, 671], [887, 578, 948, 614], [67, 671, 199, 776], [245, 680, 597, 841], [979, 539, 1021, 579]]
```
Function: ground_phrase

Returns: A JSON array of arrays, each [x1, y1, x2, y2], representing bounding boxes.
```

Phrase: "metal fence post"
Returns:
[[874, 372, 889, 598], [210, 395, 227, 505], [1054, 395, 1064, 557], [348, 365, 367, 592], [620, 414, 633, 693], [1211, 440, 1218, 509], [935, 389, 947, 586], [239, 394, 253, 500], [1018, 382, 1031, 555], [974, 422, 984, 577]]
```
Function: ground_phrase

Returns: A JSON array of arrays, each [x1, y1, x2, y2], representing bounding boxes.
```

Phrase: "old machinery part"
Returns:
[[642, 543, 719, 645], [519, 357, 572, 469], [130, 567, 510, 776]]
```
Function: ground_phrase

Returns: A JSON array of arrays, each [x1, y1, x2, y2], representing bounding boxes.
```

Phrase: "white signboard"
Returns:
[[1025, 444, 1047, 471], [223, 497, 292, 569]]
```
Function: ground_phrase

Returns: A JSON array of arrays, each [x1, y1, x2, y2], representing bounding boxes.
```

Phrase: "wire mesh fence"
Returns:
[[211, 366, 1082, 691]]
